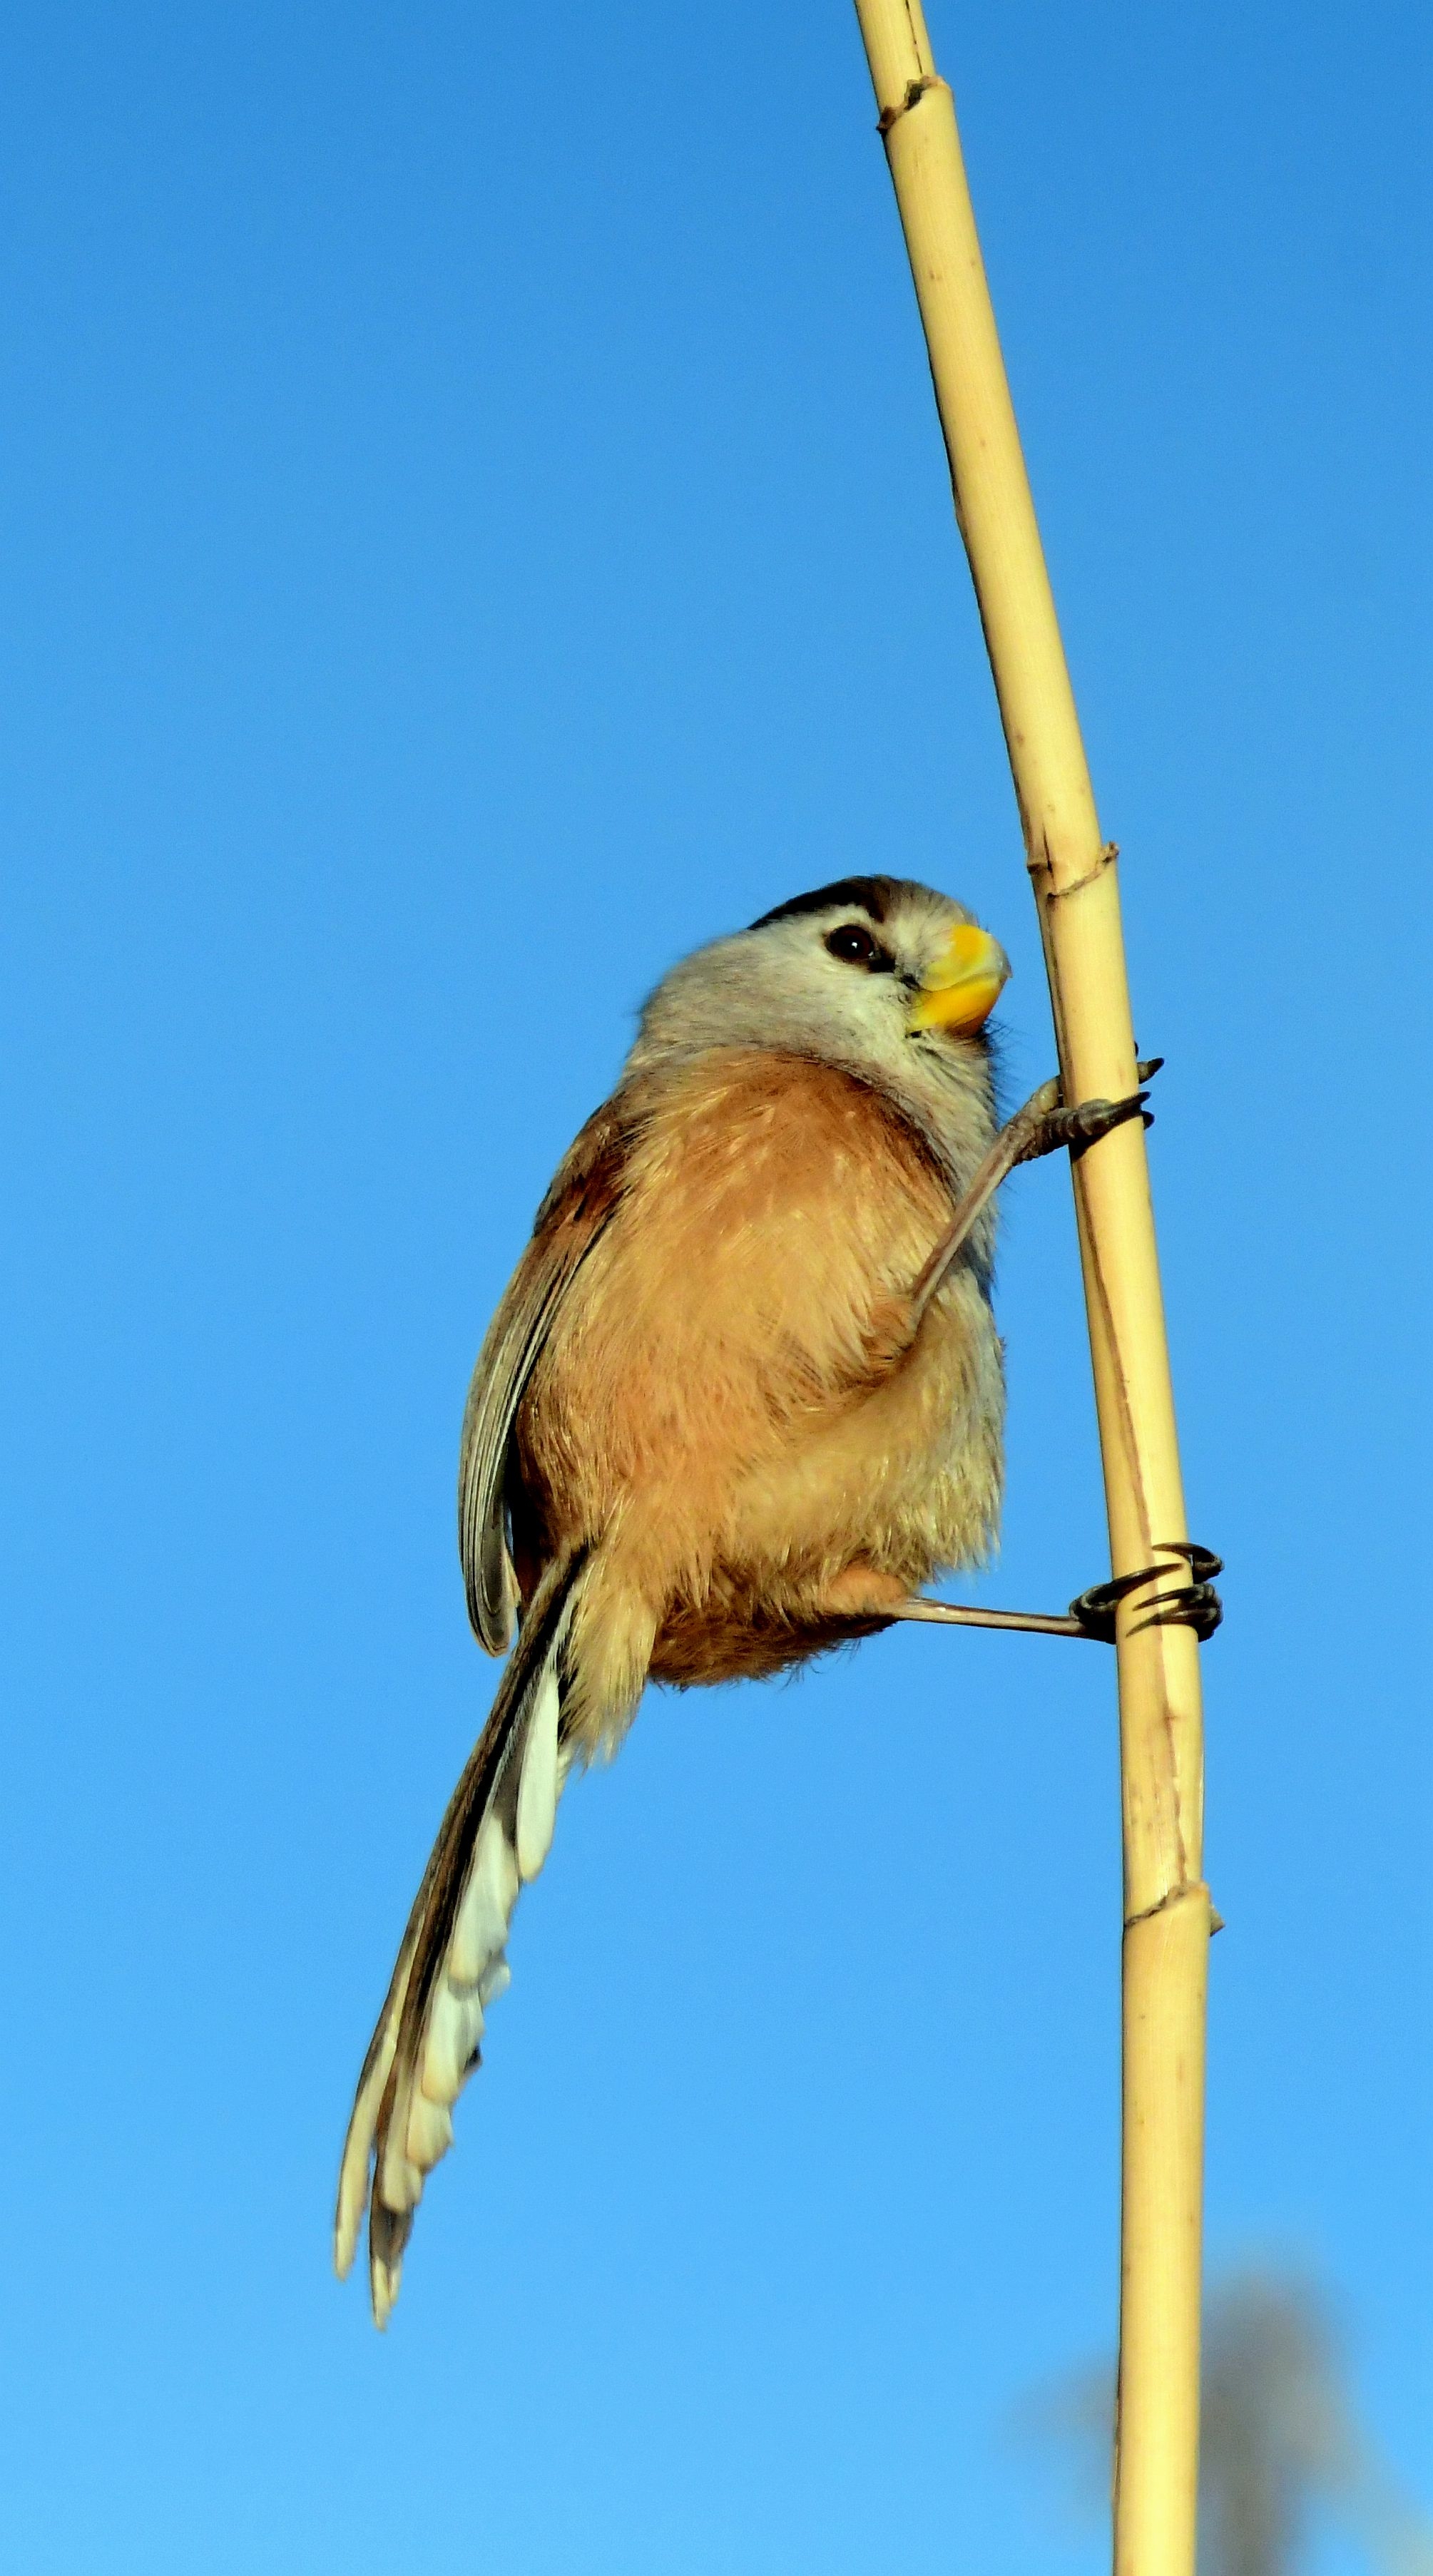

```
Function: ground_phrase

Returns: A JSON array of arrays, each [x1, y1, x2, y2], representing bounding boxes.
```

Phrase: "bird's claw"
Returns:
[[1070, 1543, 1224, 1644]]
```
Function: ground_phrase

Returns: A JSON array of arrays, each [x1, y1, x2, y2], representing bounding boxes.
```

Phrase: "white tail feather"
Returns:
[[371, 2254, 399, 2333], [338, 1555, 587, 2323], [405, 2093, 454, 2167], [516, 1667, 561, 1878], [335, 2047, 392, 2278], [334, 1926, 424, 2279], [377, 2130, 424, 2214], [449, 1816, 519, 1988], [420, 1983, 486, 2105]]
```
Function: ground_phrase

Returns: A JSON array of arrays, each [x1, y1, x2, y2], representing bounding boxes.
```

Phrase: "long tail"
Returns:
[[334, 1548, 588, 2326]]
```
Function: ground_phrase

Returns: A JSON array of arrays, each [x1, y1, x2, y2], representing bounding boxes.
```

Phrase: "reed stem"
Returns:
[[848, 9, 1213, 2568]]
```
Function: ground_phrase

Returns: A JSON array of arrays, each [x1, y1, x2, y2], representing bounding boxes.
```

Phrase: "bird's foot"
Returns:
[[1069, 1542, 1224, 1643], [1013, 1058, 1163, 1167]]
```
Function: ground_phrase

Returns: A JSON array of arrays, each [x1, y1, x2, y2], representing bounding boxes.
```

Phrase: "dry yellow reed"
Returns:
[[848, 8, 1213, 2570]]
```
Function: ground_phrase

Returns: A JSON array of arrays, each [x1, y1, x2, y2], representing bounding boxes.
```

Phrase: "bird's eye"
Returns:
[[825, 924, 891, 971]]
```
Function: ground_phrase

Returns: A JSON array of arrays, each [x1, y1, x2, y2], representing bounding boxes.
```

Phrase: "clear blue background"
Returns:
[[4, 2, 1427, 2568]]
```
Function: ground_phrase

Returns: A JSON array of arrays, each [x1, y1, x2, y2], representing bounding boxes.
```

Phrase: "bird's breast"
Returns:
[[514, 1046, 1004, 1690]]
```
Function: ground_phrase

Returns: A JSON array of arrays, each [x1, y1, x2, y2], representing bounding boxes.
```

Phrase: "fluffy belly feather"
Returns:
[[646, 1266, 1003, 1684]]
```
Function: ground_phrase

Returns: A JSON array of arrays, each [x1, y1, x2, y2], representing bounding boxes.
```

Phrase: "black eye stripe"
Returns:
[[825, 924, 894, 972]]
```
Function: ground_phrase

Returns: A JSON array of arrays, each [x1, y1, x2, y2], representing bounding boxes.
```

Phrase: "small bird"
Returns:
[[334, 874, 1147, 2324]]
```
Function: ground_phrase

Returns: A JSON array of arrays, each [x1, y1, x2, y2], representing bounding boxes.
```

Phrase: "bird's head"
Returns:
[[750, 874, 1008, 1041], [630, 875, 1009, 1163], [628, 875, 1009, 1173]]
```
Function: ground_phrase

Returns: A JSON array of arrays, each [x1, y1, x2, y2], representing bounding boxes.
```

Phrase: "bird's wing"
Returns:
[[458, 1098, 633, 1652], [335, 1546, 589, 2326]]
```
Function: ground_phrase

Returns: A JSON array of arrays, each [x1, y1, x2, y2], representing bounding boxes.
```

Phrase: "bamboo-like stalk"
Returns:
[[848, 8, 1212, 2572]]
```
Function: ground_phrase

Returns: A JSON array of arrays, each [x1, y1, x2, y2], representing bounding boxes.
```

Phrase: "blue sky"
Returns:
[[4, 3, 1427, 2570]]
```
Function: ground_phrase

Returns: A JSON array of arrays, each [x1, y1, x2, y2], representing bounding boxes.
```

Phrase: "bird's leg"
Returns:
[[881, 1546, 1225, 1645], [889, 1057, 1222, 1645], [906, 1058, 1163, 1333], [824, 1543, 1223, 1646]]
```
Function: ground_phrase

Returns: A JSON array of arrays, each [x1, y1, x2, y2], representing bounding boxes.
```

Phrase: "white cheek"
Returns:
[[842, 969, 910, 1053]]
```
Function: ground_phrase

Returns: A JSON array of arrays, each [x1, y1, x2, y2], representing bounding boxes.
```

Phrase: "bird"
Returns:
[[333, 872, 1151, 2326]]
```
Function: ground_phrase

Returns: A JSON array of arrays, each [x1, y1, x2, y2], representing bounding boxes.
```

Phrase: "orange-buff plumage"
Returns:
[[336, 874, 1013, 2324]]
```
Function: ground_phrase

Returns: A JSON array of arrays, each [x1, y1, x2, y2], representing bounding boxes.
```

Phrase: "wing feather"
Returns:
[[457, 1100, 632, 1651]]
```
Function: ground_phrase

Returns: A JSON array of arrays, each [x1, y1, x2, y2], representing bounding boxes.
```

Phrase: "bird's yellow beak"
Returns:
[[909, 923, 1010, 1035]]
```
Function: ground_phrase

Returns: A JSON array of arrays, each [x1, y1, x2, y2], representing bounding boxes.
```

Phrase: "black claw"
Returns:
[[1071, 1543, 1223, 1644], [1128, 1582, 1223, 1642], [1136, 1056, 1165, 1083]]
